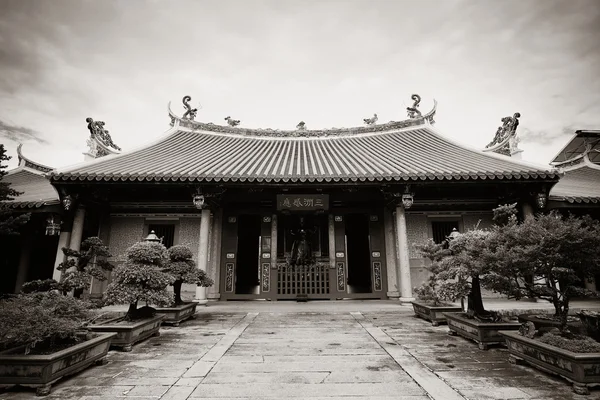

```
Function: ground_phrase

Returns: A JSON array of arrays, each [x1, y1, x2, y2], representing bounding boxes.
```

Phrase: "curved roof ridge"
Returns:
[[16, 144, 54, 173], [425, 125, 557, 174], [168, 100, 437, 138]]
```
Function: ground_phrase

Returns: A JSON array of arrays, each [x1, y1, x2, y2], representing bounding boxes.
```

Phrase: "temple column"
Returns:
[[69, 207, 86, 252], [270, 214, 278, 269], [195, 208, 211, 305], [328, 215, 335, 268], [384, 207, 400, 298], [396, 204, 414, 303], [207, 209, 222, 300], [52, 231, 72, 281], [522, 202, 534, 221], [14, 232, 33, 292]]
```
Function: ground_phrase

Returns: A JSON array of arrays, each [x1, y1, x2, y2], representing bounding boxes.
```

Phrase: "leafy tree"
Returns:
[[57, 237, 114, 296], [413, 239, 450, 306], [0, 144, 29, 235], [103, 241, 173, 320], [163, 245, 214, 305], [486, 211, 600, 332]]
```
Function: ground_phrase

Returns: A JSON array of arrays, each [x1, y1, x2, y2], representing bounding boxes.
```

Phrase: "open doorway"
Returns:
[[235, 215, 261, 294], [345, 214, 372, 293]]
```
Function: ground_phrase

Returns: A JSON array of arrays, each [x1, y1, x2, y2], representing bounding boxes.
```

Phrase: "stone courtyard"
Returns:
[[1, 301, 599, 400]]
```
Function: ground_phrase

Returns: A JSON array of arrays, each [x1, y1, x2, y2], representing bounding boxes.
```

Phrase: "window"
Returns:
[[431, 220, 459, 244], [148, 223, 176, 248]]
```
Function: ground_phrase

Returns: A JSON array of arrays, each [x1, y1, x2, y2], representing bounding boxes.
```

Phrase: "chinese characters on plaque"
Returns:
[[276, 194, 329, 211]]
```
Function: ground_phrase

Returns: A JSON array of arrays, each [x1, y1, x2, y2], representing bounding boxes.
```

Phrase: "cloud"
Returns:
[[520, 126, 575, 146], [0, 120, 48, 144]]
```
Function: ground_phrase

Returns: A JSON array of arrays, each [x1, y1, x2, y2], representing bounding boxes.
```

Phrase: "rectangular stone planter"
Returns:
[[0, 332, 116, 396], [89, 314, 165, 352], [500, 330, 600, 395], [411, 301, 462, 326], [444, 312, 521, 350], [154, 302, 197, 326]]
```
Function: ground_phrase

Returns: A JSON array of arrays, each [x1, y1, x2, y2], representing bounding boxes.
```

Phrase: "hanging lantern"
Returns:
[[536, 192, 547, 209], [144, 230, 161, 243], [192, 193, 205, 209], [401, 193, 414, 209], [62, 195, 73, 211], [45, 214, 61, 236]]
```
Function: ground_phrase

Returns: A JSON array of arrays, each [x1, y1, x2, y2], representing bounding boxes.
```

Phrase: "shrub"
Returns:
[[0, 292, 93, 354], [103, 241, 174, 319], [163, 245, 214, 305], [413, 240, 449, 306], [538, 331, 600, 353], [21, 279, 61, 293]]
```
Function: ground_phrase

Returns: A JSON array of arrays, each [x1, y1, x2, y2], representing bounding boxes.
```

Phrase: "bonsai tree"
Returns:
[[0, 144, 29, 235], [57, 236, 114, 297], [486, 211, 600, 332], [0, 291, 92, 354], [163, 245, 214, 305], [413, 239, 450, 306], [103, 241, 174, 320]]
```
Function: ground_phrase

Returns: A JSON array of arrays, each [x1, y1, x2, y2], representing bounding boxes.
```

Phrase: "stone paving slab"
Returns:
[[2, 302, 600, 399]]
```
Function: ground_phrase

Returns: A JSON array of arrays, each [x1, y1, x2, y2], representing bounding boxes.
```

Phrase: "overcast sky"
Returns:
[[1, 0, 599, 169]]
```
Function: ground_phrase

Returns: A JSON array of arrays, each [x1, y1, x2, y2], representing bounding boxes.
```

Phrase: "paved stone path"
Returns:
[[1, 303, 598, 399]]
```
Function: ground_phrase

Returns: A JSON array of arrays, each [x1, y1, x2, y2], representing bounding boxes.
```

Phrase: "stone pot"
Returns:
[[154, 302, 197, 326], [500, 330, 600, 395], [411, 301, 462, 326], [518, 314, 583, 332], [444, 312, 521, 350], [89, 314, 164, 352], [0, 332, 116, 396]]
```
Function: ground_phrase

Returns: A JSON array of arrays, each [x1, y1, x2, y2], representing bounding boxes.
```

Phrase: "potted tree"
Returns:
[[411, 240, 461, 326], [442, 205, 522, 350], [89, 241, 173, 351], [0, 291, 115, 396], [56, 236, 114, 298], [155, 244, 214, 326], [492, 211, 600, 394]]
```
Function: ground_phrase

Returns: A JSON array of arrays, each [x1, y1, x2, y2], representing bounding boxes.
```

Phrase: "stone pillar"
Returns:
[[328, 214, 335, 268], [14, 232, 33, 292], [384, 208, 400, 298], [196, 208, 211, 305], [69, 207, 86, 252], [396, 205, 413, 303], [52, 231, 72, 281], [207, 209, 222, 300], [270, 214, 278, 269]]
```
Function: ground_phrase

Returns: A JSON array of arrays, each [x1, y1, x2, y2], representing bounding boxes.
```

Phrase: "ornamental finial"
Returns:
[[406, 94, 422, 119], [224, 116, 240, 127], [484, 112, 521, 156], [296, 121, 306, 131], [182, 96, 198, 120], [85, 117, 121, 151], [363, 113, 378, 125]]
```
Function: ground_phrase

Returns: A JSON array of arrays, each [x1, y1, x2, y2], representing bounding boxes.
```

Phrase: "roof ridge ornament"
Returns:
[[406, 94, 422, 119], [224, 116, 240, 127], [182, 96, 199, 120], [84, 118, 121, 160], [296, 121, 306, 131], [363, 113, 378, 125], [483, 112, 521, 157]]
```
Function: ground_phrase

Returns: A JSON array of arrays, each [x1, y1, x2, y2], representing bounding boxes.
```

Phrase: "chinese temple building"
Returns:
[[2, 96, 568, 301]]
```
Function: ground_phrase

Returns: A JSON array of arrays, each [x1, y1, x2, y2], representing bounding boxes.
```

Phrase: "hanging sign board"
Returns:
[[277, 194, 329, 211]]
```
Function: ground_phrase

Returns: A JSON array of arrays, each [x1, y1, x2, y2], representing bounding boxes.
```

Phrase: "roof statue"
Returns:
[[483, 112, 521, 156], [363, 113, 378, 125], [406, 94, 422, 119], [296, 121, 306, 131], [224, 116, 240, 127], [84, 117, 121, 159], [182, 95, 198, 120]]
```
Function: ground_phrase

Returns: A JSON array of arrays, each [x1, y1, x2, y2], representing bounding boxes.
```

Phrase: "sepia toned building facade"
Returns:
[[2, 97, 566, 300]]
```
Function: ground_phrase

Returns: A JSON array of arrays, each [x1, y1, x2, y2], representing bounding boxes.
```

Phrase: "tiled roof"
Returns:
[[549, 165, 600, 204], [51, 125, 558, 184], [2, 169, 60, 209]]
